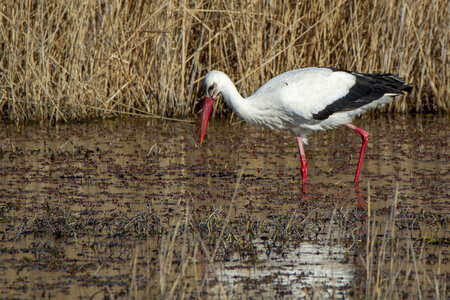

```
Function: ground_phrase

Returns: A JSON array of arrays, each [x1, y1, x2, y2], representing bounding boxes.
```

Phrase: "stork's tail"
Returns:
[[362, 72, 413, 95]]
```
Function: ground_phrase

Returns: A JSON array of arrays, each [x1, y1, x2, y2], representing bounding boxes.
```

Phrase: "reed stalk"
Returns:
[[0, 0, 448, 123]]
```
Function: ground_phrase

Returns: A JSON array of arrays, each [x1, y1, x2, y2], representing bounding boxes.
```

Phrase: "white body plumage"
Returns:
[[200, 67, 412, 184], [203, 68, 397, 143]]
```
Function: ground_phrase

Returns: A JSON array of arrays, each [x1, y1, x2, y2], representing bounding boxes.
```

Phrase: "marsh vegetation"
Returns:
[[0, 0, 448, 123], [0, 1, 447, 298]]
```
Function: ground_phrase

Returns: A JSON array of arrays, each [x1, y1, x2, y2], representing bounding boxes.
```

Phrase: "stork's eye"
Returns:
[[208, 85, 214, 93]]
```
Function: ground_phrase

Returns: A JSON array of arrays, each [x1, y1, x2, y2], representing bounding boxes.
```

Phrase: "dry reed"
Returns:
[[137, 180, 447, 298], [362, 183, 447, 299], [0, 0, 448, 123]]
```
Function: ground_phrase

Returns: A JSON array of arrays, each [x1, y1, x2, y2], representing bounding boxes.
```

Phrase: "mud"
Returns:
[[0, 115, 448, 298]]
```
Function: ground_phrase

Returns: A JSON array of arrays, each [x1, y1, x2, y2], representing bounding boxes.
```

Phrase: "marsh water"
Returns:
[[0, 115, 448, 298]]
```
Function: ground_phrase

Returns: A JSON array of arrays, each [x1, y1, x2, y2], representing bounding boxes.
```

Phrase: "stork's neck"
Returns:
[[217, 73, 288, 131], [219, 77, 249, 120]]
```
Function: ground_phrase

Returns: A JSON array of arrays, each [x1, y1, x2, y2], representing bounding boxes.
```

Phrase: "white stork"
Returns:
[[199, 67, 412, 184]]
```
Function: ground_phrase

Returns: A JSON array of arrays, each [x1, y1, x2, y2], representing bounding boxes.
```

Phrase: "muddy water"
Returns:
[[0, 115, 448, 298]]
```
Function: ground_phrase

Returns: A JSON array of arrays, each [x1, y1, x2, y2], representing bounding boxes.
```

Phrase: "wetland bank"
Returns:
[[0, 115, 448, 299], [1, 0, 448, 298]]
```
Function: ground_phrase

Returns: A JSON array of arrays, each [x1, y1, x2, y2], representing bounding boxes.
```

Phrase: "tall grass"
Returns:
[[0, 0, 448, 123], [134, 179, 447, 299], [362, 183, 447, 299]]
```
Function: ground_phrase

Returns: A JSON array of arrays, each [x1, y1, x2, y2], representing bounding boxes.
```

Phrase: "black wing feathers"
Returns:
[[312, 69, 413, 121]]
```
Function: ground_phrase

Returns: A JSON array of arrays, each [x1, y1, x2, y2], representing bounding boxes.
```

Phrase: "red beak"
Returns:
[[200, 96, 215, 144]]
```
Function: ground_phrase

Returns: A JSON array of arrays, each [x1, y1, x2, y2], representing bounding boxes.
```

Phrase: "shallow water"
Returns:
[[0, 115, 448, 298], [212, 240, 356, 298]]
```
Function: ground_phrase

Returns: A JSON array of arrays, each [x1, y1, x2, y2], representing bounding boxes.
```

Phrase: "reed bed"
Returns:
[[0, 0, 448, 123]]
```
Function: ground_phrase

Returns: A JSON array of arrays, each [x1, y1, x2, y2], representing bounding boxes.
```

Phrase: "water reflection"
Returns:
[[213, 239, 355, 298], [0, 115, 447, 212], [0, 115, 447, 298]]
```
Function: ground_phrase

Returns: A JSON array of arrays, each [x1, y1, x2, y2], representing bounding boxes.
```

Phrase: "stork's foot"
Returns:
[[355, 183, 365, 209], [300, 164, 308, 184]]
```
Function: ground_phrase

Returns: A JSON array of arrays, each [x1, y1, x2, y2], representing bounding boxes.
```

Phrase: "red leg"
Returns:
[[345, 123, 370, 184], [354, 183, 365, 209], [296, 136, 308, 184]]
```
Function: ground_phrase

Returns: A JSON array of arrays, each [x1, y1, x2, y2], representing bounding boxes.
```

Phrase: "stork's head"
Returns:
[[200, 71, 225, 144]]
